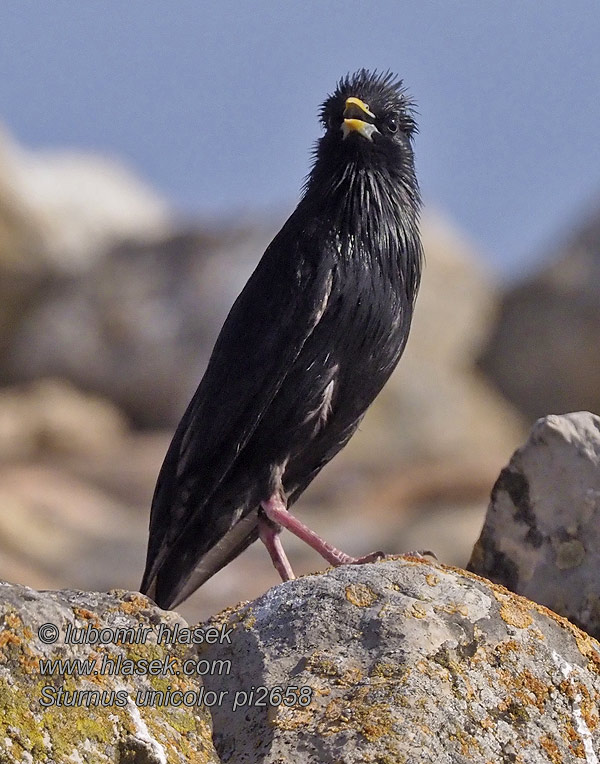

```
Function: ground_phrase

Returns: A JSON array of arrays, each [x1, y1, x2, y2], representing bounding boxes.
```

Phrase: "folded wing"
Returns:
[[140, 227, 333, 604]]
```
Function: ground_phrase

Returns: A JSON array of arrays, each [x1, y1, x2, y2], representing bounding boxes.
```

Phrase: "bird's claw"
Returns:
[[404, 549, 438, 561], [350, 550, 386, 564]]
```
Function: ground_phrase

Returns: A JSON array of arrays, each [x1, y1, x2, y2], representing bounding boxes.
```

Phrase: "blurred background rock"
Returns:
[[478, 201, 600, 420], [0, 3, 598, 623]]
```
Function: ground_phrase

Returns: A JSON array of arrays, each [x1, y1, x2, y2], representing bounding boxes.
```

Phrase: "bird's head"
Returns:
[[320, 69, 417, 149], [303, 69, 420, 214]]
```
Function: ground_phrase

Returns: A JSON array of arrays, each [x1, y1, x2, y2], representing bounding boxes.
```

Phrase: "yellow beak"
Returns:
[[344, 97, 376, 119], [342, 97, 379, 141]]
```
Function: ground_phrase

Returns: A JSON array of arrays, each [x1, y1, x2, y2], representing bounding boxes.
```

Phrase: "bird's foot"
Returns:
[[260, 496, 386, 575]]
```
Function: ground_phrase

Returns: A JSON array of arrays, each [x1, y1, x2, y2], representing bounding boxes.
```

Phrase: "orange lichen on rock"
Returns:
[[345, 583, 379, 607]]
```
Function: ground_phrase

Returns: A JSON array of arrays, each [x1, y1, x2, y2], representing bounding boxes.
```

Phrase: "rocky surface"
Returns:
[[478, 200, 600, 421], [0, 583, 219, 763], [199, 557, 600, 763], [2, 560, 600, 763], [469, 411, 600, 640]]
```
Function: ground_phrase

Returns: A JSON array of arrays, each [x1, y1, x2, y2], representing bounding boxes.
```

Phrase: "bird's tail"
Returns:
[[142, 509, 260, 609]]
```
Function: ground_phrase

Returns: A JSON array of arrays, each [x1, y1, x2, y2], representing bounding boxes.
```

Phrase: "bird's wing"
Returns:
[[141, 229, 333, 597]]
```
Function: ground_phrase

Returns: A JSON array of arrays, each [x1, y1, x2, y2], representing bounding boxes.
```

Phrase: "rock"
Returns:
[[0, 124, 171, 271], [0, 583, 220, 763], [0, 463, 149, 594], [2, 226, 274, 426], [0, 127, 50, 361], [0, 378, 128, 461], [3, 561, 600, 762], [478, 202, 600, 420], [198, 558, 600, 763], [469, 411, 600, 641], [0, 122, 173, 411]]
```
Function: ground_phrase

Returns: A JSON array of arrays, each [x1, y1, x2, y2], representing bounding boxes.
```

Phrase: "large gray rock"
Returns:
[[199, 558, 600, 763], [478, 203, 600, 420], [0, 583, 220, 763], [469, 411, 600, 640]]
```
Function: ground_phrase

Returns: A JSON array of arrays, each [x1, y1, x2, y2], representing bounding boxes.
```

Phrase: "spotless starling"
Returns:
[[141, 69, 423, 609]]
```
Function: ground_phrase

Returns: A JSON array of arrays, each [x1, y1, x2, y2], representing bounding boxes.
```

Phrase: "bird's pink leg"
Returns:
[[258, 514, 296, 581], [261, 495, 384, 573]]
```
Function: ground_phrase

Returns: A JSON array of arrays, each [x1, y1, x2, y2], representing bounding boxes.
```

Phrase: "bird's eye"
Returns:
[[384, 117, 399, 134]]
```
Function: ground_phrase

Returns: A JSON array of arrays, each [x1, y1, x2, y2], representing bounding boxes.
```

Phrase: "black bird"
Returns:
[[141, 69, 423, 609]]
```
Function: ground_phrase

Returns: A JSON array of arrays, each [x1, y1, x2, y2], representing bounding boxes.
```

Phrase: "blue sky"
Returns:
[[1, 1, 599, 278]]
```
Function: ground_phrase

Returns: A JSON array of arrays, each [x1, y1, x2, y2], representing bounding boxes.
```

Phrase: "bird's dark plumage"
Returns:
[[141, 70, 423, 608]]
